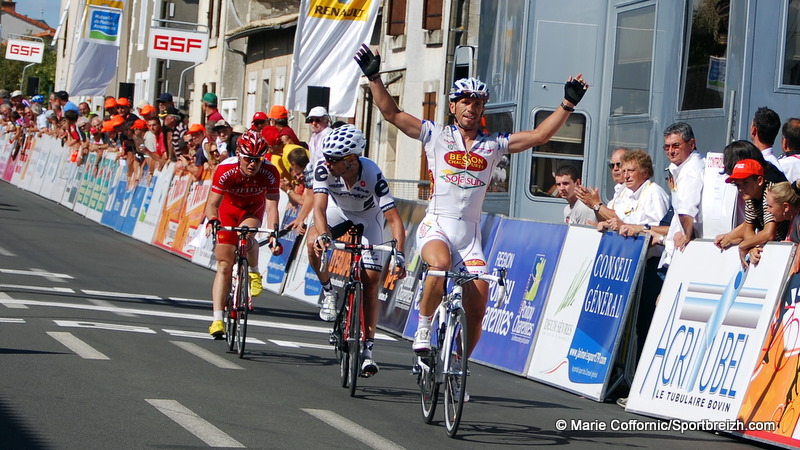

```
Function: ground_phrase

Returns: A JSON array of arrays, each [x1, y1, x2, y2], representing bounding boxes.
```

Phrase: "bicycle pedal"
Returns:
[[410, 364, 421, 375], [214, 334, 225, 341]]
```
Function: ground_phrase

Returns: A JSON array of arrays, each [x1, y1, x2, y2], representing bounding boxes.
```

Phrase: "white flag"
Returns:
[[69, 0, 125, 96], [287, 0, 379, 117]]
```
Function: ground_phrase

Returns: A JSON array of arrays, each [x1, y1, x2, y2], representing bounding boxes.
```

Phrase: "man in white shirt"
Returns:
[[751, 106, 782, 170], [577, 147, 629, 221], [555, 165, 595, 225], [779, 118, 800, 183]]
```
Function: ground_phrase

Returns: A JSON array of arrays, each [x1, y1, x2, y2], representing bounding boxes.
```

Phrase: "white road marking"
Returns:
[[302, 409, 406, 450], [2, 298, 397, 341], [47, 331, 109, 360], [164, 329, 266, 345], [29, 268, 68, 283], [54, 320, 156, 334], [0, 318, 25, 323], [0, 284, 74, 294], [146, 399, 245, 448], [0, 268, 72, 278], [167, 296, 212, 305], [0, 292, 27, 309], [171, 341, 244, 370], [82, 289, 162, 300], [269, 339, 331, 350], [0, 245, 16, 256], [87, 299, 138, 317]]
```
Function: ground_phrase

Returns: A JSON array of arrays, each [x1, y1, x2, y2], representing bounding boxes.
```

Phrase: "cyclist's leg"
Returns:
[[210, 242, 235, 336], [240, 213, 263, 297], [361, 268, 381, 375], [452, 221, 488, 359], [414, 220, 452, 352]]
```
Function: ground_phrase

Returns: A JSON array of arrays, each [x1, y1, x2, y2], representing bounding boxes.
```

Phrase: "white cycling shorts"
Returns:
[[326, 204, 386, 271], [415, 213, 486, 274]]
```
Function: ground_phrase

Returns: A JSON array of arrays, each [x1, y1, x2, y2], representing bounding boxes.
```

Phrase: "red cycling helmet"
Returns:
[[237, 130, 268, 157]]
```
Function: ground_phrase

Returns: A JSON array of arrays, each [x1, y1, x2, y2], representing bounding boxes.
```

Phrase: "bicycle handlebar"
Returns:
[[425, 268, 508, 307], [319, 239, 397, 273]]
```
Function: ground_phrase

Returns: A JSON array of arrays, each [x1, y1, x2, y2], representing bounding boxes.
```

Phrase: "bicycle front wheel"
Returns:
[[235, 259, 250, 358], [336, 289, 350, 388], [443, 307, 468, 437], [348, 282, 362, 397], [419, 308, 441, 423]]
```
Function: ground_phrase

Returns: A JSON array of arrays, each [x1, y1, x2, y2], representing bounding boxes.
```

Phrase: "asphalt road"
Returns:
[[0, 182, 765, 449]]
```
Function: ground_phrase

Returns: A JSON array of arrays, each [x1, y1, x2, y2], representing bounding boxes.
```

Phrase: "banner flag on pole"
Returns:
[[286, 0, 379, 117], [68, 0, 125, 96]]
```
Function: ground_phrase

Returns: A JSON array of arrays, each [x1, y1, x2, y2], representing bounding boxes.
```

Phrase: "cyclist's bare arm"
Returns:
[[204, 191, 224, 235], [384, 207, 405, 253], [312, 191, 330, 245], [264, 192, 280, 229], [367, 77, 422, 140]]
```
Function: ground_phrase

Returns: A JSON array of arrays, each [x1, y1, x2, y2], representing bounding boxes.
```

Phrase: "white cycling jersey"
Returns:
[[418, 120, 510, 222], [312, 157, 395, 213]]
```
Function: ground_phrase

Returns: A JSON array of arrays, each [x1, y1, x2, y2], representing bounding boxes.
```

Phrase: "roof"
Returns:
[[1, 6, 56, 37]]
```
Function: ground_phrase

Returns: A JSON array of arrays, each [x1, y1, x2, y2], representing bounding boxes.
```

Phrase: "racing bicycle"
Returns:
[[320, 227, 398, 397], [412, 264, 506, 437], [212, 224, 284, 358]]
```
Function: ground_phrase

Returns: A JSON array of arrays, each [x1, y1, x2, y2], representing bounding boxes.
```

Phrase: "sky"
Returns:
[[12, 0, 61, 29]]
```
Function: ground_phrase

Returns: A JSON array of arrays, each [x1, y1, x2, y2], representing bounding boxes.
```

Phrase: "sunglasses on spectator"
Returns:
[[253, 120, 266, 125], [324, 154, 346, 164], [241, 155, 263, 163], [608, 161, 621, 169], [309, 117, 325, 123]]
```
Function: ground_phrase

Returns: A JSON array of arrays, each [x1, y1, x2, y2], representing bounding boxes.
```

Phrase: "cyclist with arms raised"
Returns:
[[307, 125, 407, 377], [205, 130, 281, 338], [355, 45, 588, 368]]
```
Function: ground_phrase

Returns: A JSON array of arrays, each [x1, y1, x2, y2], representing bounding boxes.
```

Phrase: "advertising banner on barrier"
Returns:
[[528, 228, 646, 401], [377, 201, 427, 336], [470, 220, 567, 374], [736, 271, 800, 447], [132, 163, 175, 244], [0, 134, 11, 177], [282, 215, 323, 305], [101, 162, 128, 228], [152, 172, 192, 250], [121, 168, 157, 235], [262, 201, 301, 294], [73, 153, 96, 216], [627, 241, 793, 422], [171, 176, 212, 258]]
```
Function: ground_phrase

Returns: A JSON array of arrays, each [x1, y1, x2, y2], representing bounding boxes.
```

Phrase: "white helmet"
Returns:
[[322, 125, 365, 158], [449, 77, 490, 102]]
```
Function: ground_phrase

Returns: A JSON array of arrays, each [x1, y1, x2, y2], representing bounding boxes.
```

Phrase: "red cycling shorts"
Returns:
[[217, 199, 265, 245]]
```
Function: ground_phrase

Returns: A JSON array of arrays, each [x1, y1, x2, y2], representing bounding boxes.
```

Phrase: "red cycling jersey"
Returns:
[[211, 156, 280, 245], [211, 156, 280, 208]]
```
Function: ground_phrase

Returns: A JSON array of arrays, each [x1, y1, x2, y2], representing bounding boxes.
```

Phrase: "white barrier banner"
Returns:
[[627, 240, 794, 422]]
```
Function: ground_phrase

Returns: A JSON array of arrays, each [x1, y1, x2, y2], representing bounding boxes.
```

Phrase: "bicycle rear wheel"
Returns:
[[235, 259, 250, 358], [336, 288, 350, 388], [419, 308, 441, 423], [348, 282, 362, 397], [443, 307, 468, 437]]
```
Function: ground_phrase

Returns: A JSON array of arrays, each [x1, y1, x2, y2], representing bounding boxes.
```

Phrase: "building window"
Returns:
[[679, 0, 730, 111], [610, 4, 655, 116], [528, 111, 586, 198], [387, 0, 407, 36], [423, 0, 443, 30], [783, 0, 800, 85], [484, 111, 513, 193]]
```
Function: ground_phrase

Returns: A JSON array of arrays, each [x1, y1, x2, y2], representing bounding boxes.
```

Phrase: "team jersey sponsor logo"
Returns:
[[440, 170, 486, 189], [464, 258, 485, 267], [444, 151, 488, 171]]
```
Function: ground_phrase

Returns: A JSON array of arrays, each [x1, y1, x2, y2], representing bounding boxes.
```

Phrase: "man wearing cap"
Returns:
[[715, 154, 791, 266], [268, 105, 301, 146], [212, 120, 232, 158], [10, 91, 29, 109], [185, 124, 210, 179], [202, 92, 224, 123], [164, 112, 187, 156], [104, 97, 118, 119], [156, 92, 180, 117], [116, 97, 140, 124], [306, 106, 332, 164], [251, 111, 268, 132], [139, 104, 157, 121]]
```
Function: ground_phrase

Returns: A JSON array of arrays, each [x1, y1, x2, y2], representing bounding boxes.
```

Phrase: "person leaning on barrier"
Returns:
[[577, 147, 629, 222], [354, 44, 588, 366], [749, 180, 800, 267], [281, 146, 311, 208], [715, 151, 791, 267]]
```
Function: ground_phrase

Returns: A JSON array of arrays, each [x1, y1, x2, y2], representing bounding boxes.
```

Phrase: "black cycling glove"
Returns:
[[564, 78, 587, 106], [354, 44, 381, 81]]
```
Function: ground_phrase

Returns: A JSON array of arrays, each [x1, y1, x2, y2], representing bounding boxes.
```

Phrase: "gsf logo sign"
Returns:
[[147, 28, 209, 63], [152, 35, 203, 53], [9, 44, 41, 56]]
